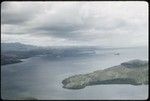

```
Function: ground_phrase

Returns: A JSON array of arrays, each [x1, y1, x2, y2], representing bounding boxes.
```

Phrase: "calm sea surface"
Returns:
[[1, 47, 148, 100]]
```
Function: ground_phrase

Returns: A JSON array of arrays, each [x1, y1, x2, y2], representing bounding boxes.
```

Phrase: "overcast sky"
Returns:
[[1, 1, 148, 47]]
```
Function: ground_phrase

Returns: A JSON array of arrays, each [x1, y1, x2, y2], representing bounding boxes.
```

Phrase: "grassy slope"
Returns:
[[62, 60, 148, 89]]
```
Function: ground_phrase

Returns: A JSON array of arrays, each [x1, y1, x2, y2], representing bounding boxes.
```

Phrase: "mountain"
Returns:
[[1, 42, 40, 51], [1, 43, 98, 65], [1, 54, 22, 65], [62, 59, 148, 89], [1, 42, 41, 65]]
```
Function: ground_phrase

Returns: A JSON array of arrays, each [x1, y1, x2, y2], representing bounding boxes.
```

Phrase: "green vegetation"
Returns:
[[62, 59, 148, 89]]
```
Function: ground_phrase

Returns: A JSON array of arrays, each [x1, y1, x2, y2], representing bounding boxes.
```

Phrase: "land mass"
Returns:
[[1, 43, 97, 65], [62, 59, 148, 89], [1, 54, 22, 65]]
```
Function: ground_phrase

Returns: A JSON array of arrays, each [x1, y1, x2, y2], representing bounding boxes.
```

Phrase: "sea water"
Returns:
[[1, 47, 148, 100]]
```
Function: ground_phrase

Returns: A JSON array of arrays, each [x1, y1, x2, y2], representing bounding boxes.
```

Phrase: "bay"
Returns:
[[1, 47, 148, 100]]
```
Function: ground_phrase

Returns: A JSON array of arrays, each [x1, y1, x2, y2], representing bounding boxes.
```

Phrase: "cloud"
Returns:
[[1, 2, 48, 24], [1, 1, 148, 47]]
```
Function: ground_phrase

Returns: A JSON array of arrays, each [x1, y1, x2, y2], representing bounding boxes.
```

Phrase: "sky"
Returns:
[[1, 1, 148, 47]]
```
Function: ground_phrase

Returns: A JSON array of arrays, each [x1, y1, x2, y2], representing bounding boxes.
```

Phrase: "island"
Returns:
[[62, 59, 148, 89]]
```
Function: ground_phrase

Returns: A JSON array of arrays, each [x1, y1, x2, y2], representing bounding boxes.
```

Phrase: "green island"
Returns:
[[62, 59, 148, 89]]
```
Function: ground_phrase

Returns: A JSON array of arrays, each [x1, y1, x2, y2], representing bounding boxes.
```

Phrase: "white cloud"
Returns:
[[1, 1, 148, 47]]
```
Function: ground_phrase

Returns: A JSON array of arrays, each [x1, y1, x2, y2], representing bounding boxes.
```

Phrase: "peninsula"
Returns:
[[62, 59, 148, 89]]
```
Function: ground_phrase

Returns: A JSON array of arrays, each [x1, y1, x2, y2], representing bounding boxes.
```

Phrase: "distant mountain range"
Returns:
[[1, 43, 41, 65], [1, 43, 147, 66], [1, 42, 98, 65], [1, 42, 40, 51]]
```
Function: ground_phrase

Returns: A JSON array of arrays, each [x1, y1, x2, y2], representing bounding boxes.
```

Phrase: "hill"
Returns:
[[62, 59, 148, 89]]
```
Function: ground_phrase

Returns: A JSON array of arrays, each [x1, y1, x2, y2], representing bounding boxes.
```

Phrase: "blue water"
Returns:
[[1, 47, 148, 100]]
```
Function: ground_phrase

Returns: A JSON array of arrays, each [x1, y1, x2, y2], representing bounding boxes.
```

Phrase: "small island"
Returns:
[[62, 59, 148, 89]]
